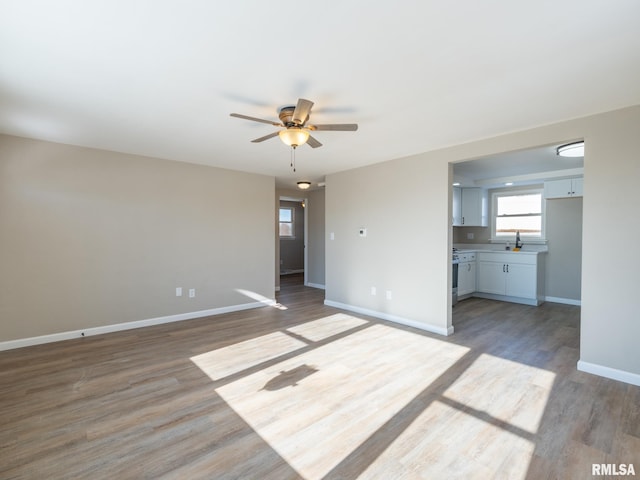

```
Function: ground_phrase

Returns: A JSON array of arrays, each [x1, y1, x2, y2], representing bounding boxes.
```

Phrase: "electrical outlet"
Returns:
[[371, 286, 377, 296], [176, 287, 182, 297], [189, 288, 195, 298], [386, 290, 393, 300], [467, 232, 474, 240], [330, 232, 335, 240], [359, 228, 367, 237]]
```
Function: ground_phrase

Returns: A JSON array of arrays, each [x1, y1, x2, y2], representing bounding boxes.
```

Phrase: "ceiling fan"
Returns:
[[230, 98, 358, 149]]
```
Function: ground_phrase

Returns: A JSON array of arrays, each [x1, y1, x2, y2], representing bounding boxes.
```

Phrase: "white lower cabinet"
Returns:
[[477, 261, 506, 295], [505, 263, 537, 298], [476, 252, 545, 306], [458, 261, 476, 296], [457, 253, 476, 297]]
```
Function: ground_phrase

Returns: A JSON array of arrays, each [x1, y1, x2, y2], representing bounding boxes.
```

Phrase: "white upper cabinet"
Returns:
[[544, 177, 583, 199], [452, 187, 462, 226], [459, 188, 488, 226]]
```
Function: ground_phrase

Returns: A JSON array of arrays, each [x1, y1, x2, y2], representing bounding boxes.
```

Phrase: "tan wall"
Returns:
[[326, 155, 450, 332], [326, 105, 640, 378], [0, 134, 275, 342]]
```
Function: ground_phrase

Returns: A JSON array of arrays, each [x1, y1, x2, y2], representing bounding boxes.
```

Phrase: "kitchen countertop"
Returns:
[[454, 246, 548, 255]]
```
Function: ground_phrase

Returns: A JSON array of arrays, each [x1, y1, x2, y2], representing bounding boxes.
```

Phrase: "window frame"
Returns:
[[490, 188, 547, 244], [279, 206, 295, 239]]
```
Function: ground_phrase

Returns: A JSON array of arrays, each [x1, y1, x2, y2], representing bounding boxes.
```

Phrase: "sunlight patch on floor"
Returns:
[[442, 353, 556, 435], [286, 313, 368, 342], [191, 332, 306, 381], [358, 400, 536, 479], [210, 318, 470, 480], [235, 288, 287, 310]]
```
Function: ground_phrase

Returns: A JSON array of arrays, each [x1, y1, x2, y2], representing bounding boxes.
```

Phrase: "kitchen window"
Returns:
[[491, 189, 545, 242], [279, 207, 295, 238]]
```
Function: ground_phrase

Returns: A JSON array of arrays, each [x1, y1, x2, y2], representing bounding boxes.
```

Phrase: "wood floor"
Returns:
[[1, 275, 639, 479]]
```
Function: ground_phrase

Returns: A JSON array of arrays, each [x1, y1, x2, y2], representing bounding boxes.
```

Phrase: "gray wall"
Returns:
[[307, 188, 326, 287], [545, 197, 582, 301], [0, 134, 275, 342], [326, 105, 640, 380], [279, 200, 305, 272]]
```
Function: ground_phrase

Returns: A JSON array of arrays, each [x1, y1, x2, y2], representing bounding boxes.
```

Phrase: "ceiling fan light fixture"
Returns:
[[297, 181, 311, 190], [279, 128, 309, 147], [556, 141, 584, 157]]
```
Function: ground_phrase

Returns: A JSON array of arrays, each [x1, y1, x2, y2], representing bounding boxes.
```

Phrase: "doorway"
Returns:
[[450, 141, 584, 312], [279, 196, 308, 287]]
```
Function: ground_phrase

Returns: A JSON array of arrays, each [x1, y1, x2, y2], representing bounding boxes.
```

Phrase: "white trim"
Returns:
[[545, 296, 581, 306], [577, 360, 640, 387], [324, 300, 453, 336], [306, 282, 326, 290], [0, 302, 265, 352], [275, 286, 281, 292], [473, 292, 541, 306]]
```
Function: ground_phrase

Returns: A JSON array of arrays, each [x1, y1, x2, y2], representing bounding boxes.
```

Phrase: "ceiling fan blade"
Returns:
[[251, 131, 279, 143], [230, 113, 282, 126], [306, 135, 323, 148], [292, 98, 314, 125], [308, 123, 358, 131]]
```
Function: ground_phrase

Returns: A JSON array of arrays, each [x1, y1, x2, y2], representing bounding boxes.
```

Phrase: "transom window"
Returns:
[[492, 189, 545, 241], [279, 207, 295, 238]]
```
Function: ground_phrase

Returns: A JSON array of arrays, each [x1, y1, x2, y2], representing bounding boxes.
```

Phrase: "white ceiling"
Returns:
[[453, 143, 584, 188], [1, 1, 639, 190]]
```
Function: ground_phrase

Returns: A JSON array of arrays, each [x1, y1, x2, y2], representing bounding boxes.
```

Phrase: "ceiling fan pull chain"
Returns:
[[291, 146, 296, 172]]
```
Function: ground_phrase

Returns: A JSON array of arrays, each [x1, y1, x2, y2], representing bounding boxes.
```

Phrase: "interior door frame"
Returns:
[[279, 195, 308, 286]]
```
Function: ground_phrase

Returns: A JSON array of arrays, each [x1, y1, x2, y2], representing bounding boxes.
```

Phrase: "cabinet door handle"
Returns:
[[503, 264, 505, 272], [462, 216, 465, 225], [506, 264, 509, 273], [467, 263, 471, 272]]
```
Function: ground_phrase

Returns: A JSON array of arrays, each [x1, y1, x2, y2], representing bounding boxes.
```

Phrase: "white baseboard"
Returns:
[[545, 296, 581, 306], [306, 283, 326, 290], [0, 301, 266, 352], [577, 360, 640, 387], [324, 300, 453, 336]]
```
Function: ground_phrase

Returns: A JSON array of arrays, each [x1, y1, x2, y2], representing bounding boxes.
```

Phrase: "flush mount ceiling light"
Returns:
[[279, 128, 310, 148], [556, 141, 584, 157], [297, 181, 311, 190]]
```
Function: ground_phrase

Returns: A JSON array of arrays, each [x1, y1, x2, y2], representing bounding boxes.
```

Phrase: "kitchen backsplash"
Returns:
[[453, 226, 491, 244]]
